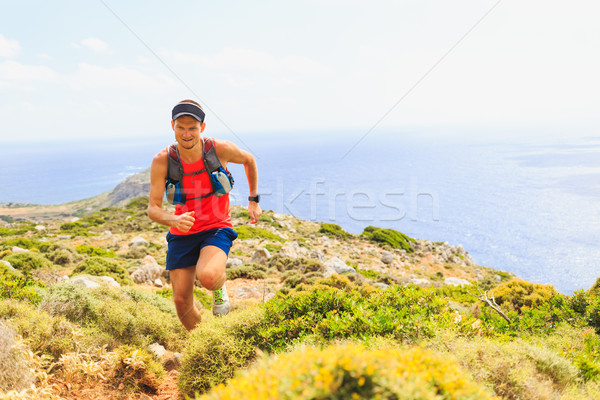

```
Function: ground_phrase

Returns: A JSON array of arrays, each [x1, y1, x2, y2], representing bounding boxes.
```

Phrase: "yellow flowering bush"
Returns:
[[198, 343, 497, 400]]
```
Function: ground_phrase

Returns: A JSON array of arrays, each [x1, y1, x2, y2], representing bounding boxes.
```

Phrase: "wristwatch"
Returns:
[[248, 195, 260, 203]]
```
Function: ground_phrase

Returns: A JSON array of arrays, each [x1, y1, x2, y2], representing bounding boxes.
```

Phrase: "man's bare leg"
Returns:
[[170, 265, 202, 331], [197, 246, 229, 315], [196, 245, 228, 290]]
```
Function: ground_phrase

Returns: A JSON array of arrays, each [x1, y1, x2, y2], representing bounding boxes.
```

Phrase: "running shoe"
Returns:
[[212, 284, 230, 317]]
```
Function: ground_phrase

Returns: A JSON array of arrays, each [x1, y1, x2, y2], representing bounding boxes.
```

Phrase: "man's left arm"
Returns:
[[217, 140, 262, 223]]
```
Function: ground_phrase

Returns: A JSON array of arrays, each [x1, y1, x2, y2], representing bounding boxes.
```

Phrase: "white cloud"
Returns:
[[164, 47, 331, 76], [0, 34, 20, 58], [38, 53, 52, 60], [0, 61, 59, 83], [70, 63, 175, 91], [80, 38, 110, 53]]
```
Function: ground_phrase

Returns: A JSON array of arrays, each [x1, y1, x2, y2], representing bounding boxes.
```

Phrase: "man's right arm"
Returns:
[[147, 150, 195, 232]]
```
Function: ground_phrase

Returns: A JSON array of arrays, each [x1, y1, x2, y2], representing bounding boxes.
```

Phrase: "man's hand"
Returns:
[[248, 202, 262, 224], [174, 211, 195, 232]]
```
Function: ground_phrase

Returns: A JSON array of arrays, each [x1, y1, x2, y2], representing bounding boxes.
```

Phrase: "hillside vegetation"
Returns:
[[1, 197, 600, 399]]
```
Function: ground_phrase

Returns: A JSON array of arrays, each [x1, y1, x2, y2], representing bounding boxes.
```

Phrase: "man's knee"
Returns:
[[198, 268, 225, 290], [173, 293, 193, 314]]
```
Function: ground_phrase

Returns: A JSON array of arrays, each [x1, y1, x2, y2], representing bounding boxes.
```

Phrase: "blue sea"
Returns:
[[1, 130, 599, 294]]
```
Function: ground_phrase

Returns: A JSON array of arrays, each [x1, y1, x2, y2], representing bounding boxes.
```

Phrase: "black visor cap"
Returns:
[[172, 103, 205, 122]]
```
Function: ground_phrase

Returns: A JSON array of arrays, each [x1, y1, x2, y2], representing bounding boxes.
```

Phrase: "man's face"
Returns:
[[172, 115, 203, 150]]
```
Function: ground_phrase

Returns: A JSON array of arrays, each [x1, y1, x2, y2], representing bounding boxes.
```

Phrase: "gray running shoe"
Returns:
[[212, 284, 230, 317]]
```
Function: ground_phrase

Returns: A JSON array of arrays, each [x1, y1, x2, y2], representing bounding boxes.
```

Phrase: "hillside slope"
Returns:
[[1, 197, 599, 399]]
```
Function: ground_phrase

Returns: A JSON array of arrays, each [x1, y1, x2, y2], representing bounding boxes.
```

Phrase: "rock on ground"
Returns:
[[381, 251, 394, 264], [130, 236, 149, 247], [131, 255, 162, 285], [444, 277, 471, 286], [250, 248, 270, 264], [323, 257, 356, 277], [226, 258, 243, 268], [70, 276, 101, 289]]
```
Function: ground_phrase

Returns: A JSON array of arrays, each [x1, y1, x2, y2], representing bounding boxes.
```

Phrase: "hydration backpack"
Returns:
[[165, 138, 234, 205]]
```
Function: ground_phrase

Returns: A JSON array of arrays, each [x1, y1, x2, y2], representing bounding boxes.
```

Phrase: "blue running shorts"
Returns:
[[166, 227, 238, 270]]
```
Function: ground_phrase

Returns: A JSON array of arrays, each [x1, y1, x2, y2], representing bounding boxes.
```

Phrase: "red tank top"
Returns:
[[169, 145, 232, 235]]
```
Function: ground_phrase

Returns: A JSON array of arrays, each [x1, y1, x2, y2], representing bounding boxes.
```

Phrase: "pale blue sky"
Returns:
[[1, 0, 599, 142]]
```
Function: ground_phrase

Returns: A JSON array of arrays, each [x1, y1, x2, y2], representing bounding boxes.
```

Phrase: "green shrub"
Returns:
[[47, 248, 74, 265], [589, 277, 600, 298], [125, 196, 149, 211], [71, 257, 133, 285], [479, 293, 584, 336], [0, 322, 34, 391], [587, 297, 600, 334], [111, 344, 165, 394], [79, 214, 106, 226], [59, 221, 94, 237], [362, 226, 414, 252], [0, 299, 78, 360], [124, 246, 149, 259], [431, 336, 580, 399], [0, 264, 44, 304], [0, 222, 34, 237], [198, 343, 495, 400], [264, 244, 282, 253], [76, 244, 116, 258], [40, 284, 186, 352], [491, 278, 558, 313], [280, 270, 323, 289], [268, 255, 322, 274], [569, 289, 590, 315], [178, 307, 265, 397], [258, 284, 450, 352], [3, 252, 54, 274], [235, 226, 284, 242], [226, 264, 267, 280], [0, 238, 43, 250], [318, 223, 352, 239]]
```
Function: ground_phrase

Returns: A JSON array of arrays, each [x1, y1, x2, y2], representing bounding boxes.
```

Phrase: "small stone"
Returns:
[[372, 282, 389, 290], [57, 235, 72, 240], [154, 278, 163, 287], [234, 286, 261, 299], [250, 248, 270, 264], [323, 257, 356, 275], [420, 265, 427, 271], [381, 251, 394, 264], [103, 231, 113, 236], [130, 236, 149, 247], [0, 260, 14, 270], [444, 277, 471, 286], [71, 276, 101, 289], [70, 217, 80, 222], [226, 258, 243, 269], [35, 225, 46, 231], [97, 276, 121, 288], [309, 249, 325, 262], [408, 278, 432, 287], [279, 244, 298, 259], [148, 343, 167, 358], [163, 352, 182, 371], [494, 274, 502, 282], [11, 246, 28, 253]]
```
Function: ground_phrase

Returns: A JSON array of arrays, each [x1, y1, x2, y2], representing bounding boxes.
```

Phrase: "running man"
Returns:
[[148, 99, 261, 330]]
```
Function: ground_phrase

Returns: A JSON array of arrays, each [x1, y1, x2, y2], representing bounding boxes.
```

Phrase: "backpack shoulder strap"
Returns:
[[167, 144, 183, 182], [202, 137, 223, 173]]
